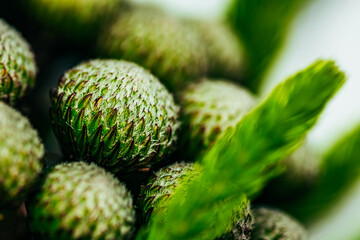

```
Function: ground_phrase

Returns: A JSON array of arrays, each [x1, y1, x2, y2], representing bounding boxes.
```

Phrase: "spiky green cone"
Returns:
[[0, 102, 44, 206], [139, 162, 253, 239], [22, 0, 124, 42], [217, 203, 253, 240], [97, 6, 208, 92], [179, 79, 256, 160], [184, 19, 245, 81], [139, 162, 199, 223], [28, 162, 135, 239], [252, 207, 307, 240], [0, 19, 37, 104], [50, 59, 180, 174]]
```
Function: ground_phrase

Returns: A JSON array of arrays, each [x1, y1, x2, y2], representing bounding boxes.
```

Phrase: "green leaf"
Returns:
[[285, 123, 360, 223], [227, 0, 310, 92], [140, 60, 345, 240]]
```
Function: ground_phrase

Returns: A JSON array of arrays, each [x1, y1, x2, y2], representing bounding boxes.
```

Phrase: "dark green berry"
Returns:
[[253, 207, 307, 240], [179, 79, 256, 160], [28, 162, 135, 239], [97, 6, 208, 92], [0, 102, 44, 206], [139, 162, 253, 240], [50, 59, 180, 174], [139, 162, 198, 223], [0, 19, 37, 104]]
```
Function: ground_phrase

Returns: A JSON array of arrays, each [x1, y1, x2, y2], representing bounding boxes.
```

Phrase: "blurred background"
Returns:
[[1, 0, 360, 239]]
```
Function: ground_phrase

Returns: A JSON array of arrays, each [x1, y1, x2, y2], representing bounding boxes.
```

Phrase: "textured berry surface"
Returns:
[[0, 102, 44, 206], [28, 162, 135, 240], [179, 79, 256, 159], [139, 162, 197, 223], [0, 19, 36, 104], [218, 203, 253, 240], [140, 162, 253, 239], [98, 6, 208, 92], [23, 0, 123, 40], [50, 59, 180, 174], [184, 19, 244, 81], [253, 207, 307, 240]]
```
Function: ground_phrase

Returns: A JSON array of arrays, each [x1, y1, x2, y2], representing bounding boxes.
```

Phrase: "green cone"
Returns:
[[179, 79, 256, 159], [184, 19, 245, 81], [139, 162, 198, 223], [28, 162, 135, 239], [217, 202, 253, 240], [98, 6, 208, 92], [139, 162, 253, 239], [0, 102, 44, 206], [50, 59, 180, 174], [253, 207, 307, 240], [22, 0, 124, 41], [0, 19, 37, 104]]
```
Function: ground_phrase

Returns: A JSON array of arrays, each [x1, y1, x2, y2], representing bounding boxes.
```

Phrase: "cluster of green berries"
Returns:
[[0, 0, 313, 239]]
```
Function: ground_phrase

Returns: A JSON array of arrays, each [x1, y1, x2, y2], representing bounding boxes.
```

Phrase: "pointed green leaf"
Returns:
[[285, 123, 360, 223], [227, 0, 310, 92], [142, 60, 345, 240]]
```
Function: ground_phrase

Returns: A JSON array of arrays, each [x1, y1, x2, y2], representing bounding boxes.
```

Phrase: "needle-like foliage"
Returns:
[[227, 0, 310, 92], [285, 123, 360, 223], [138, 60, 345, 240]]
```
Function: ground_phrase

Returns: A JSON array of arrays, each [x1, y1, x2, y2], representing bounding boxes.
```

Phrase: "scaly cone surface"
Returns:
[[139, 162, 199, 223], [0, 102, 44, 206], [0, 19, 37, 104], [139, 162, 253, 239], [179, 79, 256, 160], [28, 162, 135, 239], [98, 6, 208, 92], [252, 207, 307, 240], [218, 203, 253, 240], [50, 59, 180, 174]]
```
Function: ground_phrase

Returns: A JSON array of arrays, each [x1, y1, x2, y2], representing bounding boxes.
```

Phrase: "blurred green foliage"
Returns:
[[284, 123, 360, 223], [139, 60, 345, 240], [227, 0, 310, 92]]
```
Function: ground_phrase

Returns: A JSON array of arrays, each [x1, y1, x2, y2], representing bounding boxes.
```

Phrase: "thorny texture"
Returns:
[[50, 60, 180, 174], [98, 6, 208, 92], [24, 0, 123, 40], [28, 162, 135, 240], [139, 162, 253, 240], [218, 203, 253, 240], [0, 102, 44, 206], [180, 79, 256, 160], [252, 207, 307, 240], [184, 19, 245, 81], [139, 162, 197, 223], [0, 19, 36, 104], [143, 60, 344, 240]]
